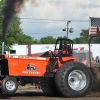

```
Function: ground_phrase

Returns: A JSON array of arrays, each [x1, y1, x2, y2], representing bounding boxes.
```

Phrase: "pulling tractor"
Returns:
[[0, 38, 93, 97]]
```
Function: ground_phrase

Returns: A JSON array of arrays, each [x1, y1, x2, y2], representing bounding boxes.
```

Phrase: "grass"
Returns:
[[18, 83, 41, 90]]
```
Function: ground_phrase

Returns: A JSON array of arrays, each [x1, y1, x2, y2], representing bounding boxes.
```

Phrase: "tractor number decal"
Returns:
[[22, 62, 40, 74]]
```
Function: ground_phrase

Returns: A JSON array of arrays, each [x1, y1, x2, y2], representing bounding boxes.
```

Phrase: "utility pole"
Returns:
[[67, 21, 71, 38], [62, 20, 71, 38]]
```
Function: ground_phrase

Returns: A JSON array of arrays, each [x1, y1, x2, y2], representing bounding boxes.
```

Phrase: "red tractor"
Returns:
[[0, 38, 93, 97]]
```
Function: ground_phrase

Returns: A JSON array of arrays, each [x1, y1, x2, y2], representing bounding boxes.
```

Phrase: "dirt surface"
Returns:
[[0, 80, 100, 100], [0, 87, 100, 100], [0, 91, 100, 100]]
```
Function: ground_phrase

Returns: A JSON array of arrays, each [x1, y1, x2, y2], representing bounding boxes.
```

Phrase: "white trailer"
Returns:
[[6, 44, 100, 59]]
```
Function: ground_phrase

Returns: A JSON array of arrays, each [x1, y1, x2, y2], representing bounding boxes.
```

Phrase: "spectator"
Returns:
[[91, 57, 97, 78], [91, 57, 97, 67], [81, 57, 88, 66]]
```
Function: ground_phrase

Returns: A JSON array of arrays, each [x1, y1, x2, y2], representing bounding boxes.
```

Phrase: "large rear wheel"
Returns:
[[55, 61, 93, 98]]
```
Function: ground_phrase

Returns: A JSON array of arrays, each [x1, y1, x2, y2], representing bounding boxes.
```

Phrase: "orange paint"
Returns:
[[58, 57, 76, 67], [7, 57, 50, 76], [1, 55, 76, 77]]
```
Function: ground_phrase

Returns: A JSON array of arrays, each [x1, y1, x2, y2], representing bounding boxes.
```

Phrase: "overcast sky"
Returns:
[[18, 0, 100, 40]]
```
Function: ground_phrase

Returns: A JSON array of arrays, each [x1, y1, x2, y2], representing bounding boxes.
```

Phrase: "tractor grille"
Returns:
[[0, 59, 9, 76]]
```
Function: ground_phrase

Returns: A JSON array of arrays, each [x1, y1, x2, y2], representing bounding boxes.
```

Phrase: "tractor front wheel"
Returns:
[[1, 77, 18, 94], [55, 61, 93, 98]]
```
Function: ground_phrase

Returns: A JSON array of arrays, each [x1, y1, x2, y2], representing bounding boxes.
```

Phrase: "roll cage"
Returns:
[[54, 38, 73, 57]]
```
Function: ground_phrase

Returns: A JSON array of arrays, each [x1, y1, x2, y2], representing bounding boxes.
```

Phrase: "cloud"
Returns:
[[19, 0, 100, 22], [18, 0, 100, 39], [88, 3, 100, 8]]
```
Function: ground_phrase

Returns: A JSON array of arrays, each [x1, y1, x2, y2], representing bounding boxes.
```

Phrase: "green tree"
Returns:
[[73, 29, 100, 44], [40, 36, 56, 44], [0, 0, 3, 37], [73, 29, 89, 44], [0, 0, 34, 51], [38, 36, 67, 44], [80, 29, 89, 39], [5, 15, 34, 46], [73, 37, 86, 44]]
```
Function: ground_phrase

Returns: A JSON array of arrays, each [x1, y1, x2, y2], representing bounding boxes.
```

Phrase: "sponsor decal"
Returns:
[[27, 62, 36, 70], [22, 62, 40, 74], [41, 45, 55, 50], [22, 71, 40, 74]]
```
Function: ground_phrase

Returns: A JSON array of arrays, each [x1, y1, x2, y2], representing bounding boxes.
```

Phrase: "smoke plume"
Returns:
[[2, 0, 26, 42]]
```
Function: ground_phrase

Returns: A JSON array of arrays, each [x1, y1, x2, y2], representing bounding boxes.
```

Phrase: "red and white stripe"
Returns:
[[89, 27, 100, 35], [73, 47, 84, 51]]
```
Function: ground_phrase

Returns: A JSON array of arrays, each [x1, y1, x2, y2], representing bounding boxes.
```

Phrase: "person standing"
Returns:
[[91, 57, 97, 75], [81, 57, 88, 66], [91, 57, 97, 67]]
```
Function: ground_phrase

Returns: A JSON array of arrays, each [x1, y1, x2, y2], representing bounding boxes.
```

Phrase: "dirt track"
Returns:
[[0, 79, 100, 100], [0, 89, 100, 100]]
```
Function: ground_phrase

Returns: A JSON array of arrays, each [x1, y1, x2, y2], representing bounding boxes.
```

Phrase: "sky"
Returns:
[[18, 0, 100, 40]]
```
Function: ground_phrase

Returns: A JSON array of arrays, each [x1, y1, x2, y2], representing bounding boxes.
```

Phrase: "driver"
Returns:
[[48, 50, 53, 57], [62, 45, 68, 54]]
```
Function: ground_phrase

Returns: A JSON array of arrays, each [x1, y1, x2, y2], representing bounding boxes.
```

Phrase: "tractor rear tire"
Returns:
[[55, 61, 93, 98], [1, 77, 18, 94]]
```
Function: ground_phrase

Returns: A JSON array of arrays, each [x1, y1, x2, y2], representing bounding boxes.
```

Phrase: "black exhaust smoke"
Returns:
[[1, 0, 26, 54]]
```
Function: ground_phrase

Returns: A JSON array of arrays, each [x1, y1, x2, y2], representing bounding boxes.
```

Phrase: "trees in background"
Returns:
[[36, 29, 100, 44], [73, 29, 89, 44], [5, 16, 34, 46], [39, 36, 56, 44], [73, 29, 100, 44]]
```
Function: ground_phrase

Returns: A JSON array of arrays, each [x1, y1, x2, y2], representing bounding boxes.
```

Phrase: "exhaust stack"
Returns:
[[2, 42, 5, 54], [1, 0, 26, 55]]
